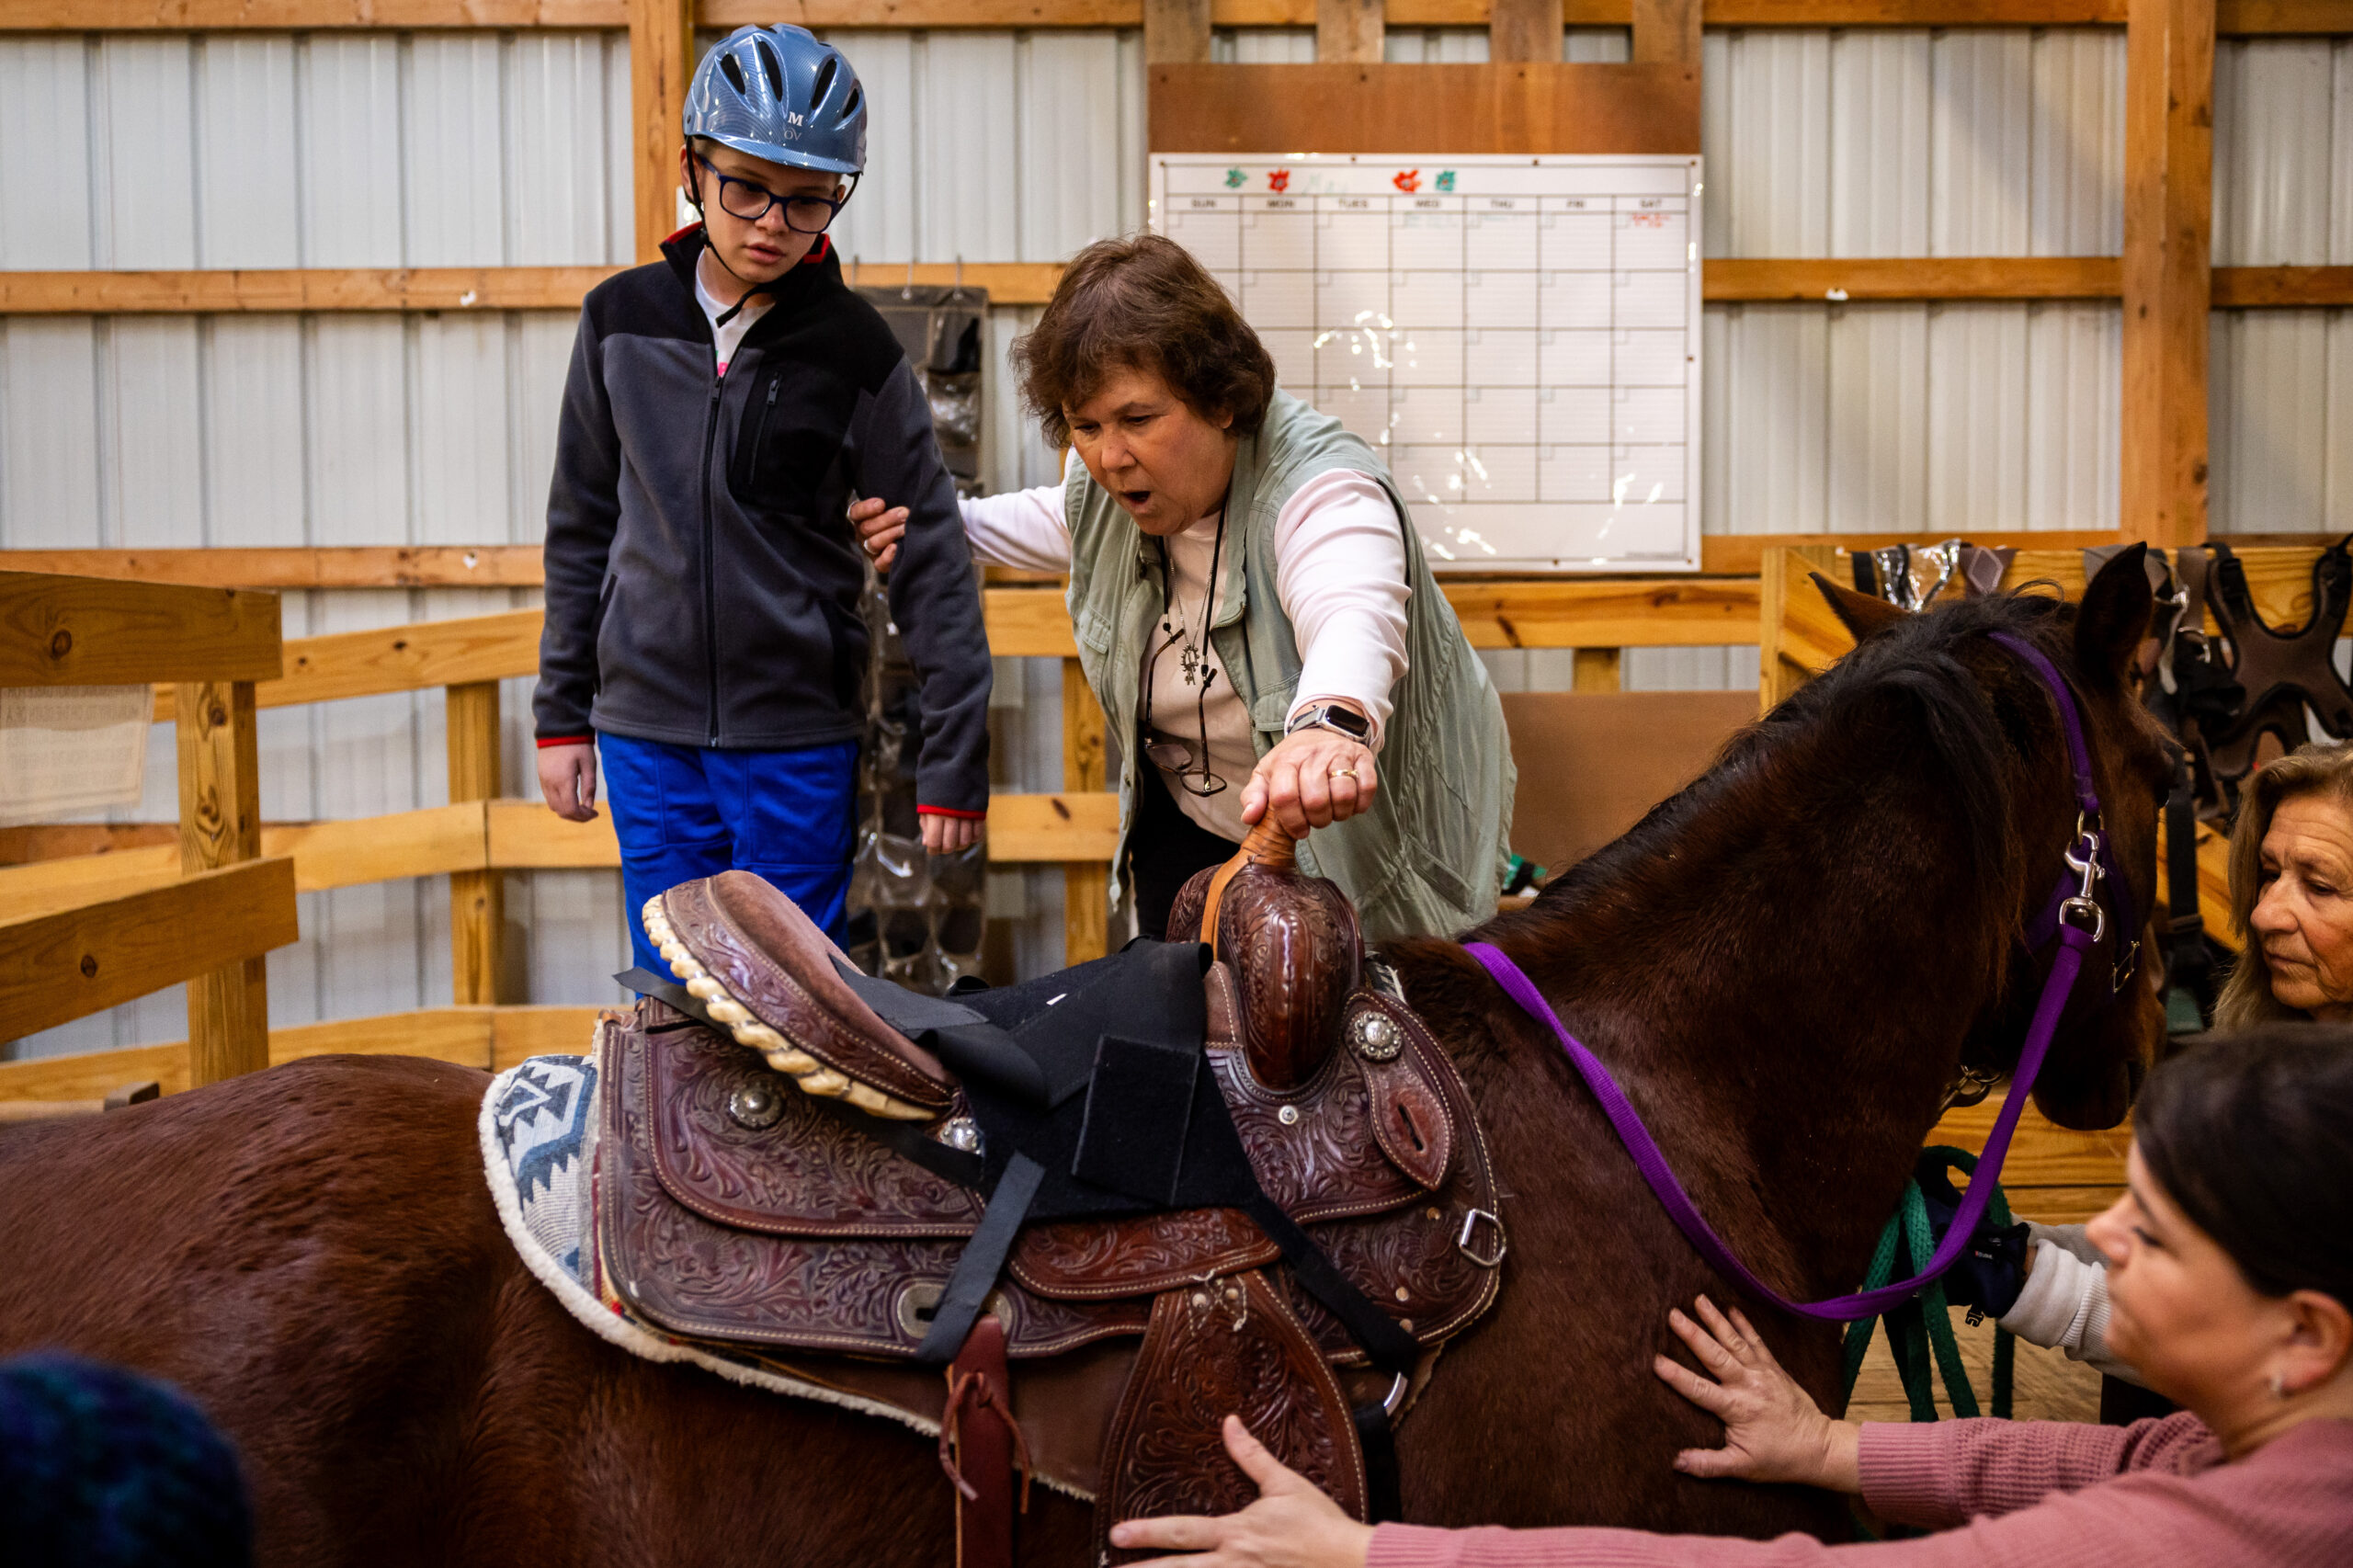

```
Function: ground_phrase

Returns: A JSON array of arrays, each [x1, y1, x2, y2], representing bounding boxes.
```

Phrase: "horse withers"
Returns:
[[0, 551, 2166, 1564]]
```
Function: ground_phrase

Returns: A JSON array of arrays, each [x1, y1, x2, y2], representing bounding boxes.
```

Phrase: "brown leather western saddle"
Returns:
[[589, 821, 1505, 1565]]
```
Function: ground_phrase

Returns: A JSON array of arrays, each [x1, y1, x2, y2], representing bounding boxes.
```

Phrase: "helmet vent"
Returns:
[[841, 83, 861, 123], [812, 56, 837, 108], [756, 38, 785, 98], [719, 51, 748, 95]]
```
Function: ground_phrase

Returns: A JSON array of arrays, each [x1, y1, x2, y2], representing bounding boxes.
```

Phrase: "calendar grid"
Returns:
[[1151, 154, 1703, 574]]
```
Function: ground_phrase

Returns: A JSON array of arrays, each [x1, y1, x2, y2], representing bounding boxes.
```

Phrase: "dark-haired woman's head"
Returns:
[[1010, 234, 1278, 538], [2086, 1023, 2353, 1446]]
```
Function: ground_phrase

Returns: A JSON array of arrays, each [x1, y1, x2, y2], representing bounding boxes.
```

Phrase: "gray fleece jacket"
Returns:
[[535, 228, 990, 814]]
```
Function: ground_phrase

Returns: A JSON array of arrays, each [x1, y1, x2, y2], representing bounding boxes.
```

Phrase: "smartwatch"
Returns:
[[1287, 702, 1372, 744]]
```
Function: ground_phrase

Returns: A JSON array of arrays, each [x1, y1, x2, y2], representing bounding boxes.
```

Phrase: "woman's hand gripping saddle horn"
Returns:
[[1177, 817, 1365, 1094]]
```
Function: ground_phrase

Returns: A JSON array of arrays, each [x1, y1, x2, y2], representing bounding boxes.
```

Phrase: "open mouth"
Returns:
[[1120, 489, 1153, 509]]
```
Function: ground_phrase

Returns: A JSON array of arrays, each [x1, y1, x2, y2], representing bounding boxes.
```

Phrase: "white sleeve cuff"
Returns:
[[1999, 1234, 2144, 1387]]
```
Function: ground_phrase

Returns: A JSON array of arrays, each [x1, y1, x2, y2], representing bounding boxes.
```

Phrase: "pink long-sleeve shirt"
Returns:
[[1370, 1415, 2353, 1566]]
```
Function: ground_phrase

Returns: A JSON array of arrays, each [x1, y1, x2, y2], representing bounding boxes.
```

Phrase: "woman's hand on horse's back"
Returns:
[[847, 495, 908, 574], [1109, 1415, 1373, 1568], [1654, 1296, 1863, 1494]]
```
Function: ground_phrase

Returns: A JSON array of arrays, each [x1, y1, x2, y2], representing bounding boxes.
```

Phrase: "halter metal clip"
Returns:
[[2059, 813, 2109, 945]]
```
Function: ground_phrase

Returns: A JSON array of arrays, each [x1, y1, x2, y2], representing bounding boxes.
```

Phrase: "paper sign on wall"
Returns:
[[1151, 153, 1703, 574]]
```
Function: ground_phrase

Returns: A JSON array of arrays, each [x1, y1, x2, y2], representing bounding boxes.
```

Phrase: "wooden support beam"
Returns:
[[0, 545, 545, 588], [1571, 648, 1623, 692], [1318, 0, 1384, 62], [1062, 659, 1110, 964], [2211, 266, 2353, 308], [1443, 579, 1759, 648], [0, 858, 296, 1044], [1150, 63, 1703, 156], [0, 267, 618, 314], [631, 0, 694, 264], [1143, 0, 1211, 62], [1755, 544, 1843, 712], [446, 682, 505, 1006], [176, 678, 276, 1083], [1631, 0, 1698, 62], [0, 0, 2340, 30], [1705, 256, 2121, 302], [2121, 0, 2214, 548], [1488, 0, 1558, 59], [0, 573, 279, 686]]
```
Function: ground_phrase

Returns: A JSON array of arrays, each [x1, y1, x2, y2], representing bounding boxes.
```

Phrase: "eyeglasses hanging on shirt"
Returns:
[[1142, 517, 1227, 799]]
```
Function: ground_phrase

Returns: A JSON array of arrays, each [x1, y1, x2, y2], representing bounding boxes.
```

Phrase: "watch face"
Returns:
[[1313, 705, 1370, 737]]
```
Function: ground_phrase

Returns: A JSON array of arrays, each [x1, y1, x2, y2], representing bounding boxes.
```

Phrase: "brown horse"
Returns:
[[0, 558, 2166, 1564]]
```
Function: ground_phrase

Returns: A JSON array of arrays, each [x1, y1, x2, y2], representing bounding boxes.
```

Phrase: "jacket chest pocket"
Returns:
[[730, 367, 851, 517]]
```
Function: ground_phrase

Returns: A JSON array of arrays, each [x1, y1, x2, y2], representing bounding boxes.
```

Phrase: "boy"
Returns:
[[534, 26, 989, 976]]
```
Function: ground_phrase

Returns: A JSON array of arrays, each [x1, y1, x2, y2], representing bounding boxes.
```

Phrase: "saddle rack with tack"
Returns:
[[592, 819, 1506, 1567]]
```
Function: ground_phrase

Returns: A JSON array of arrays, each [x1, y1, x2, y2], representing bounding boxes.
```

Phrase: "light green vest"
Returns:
[[1064, 388, 1516, 941]]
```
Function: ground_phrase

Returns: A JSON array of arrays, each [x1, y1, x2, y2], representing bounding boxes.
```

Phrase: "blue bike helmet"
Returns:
[[684, 26, 866, 177]]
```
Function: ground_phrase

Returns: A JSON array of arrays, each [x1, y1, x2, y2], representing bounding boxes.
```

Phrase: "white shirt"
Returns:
[[961, 459, 1411, 841], [694, 259, 775, 375]]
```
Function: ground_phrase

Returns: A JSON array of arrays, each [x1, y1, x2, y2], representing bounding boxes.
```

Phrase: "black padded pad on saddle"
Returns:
[[1072, 1034, 1202, 1207]]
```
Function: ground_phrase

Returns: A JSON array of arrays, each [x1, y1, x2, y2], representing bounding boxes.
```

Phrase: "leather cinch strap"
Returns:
[[941, 1314, 1026, 1568]]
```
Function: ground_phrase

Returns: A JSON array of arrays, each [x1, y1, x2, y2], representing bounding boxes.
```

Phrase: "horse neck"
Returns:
[[1449, 709, 2047, 1299]]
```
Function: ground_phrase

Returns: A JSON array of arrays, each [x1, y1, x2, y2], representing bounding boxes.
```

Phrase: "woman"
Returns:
[[1967, 739, 2353, 1391], [1111, 1024, 2353, 1565], [2219, 739, 2353, 1027], [851, 233, 1513, 942]]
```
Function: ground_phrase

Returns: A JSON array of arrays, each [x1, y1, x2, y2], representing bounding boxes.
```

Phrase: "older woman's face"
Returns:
[[2087, 1146, 2282, 1409], [1063, 367, 1240, 539], [2251, 791, 2353, 1020]]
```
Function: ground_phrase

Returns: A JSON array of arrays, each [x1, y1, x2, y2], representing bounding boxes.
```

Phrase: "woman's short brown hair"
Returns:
[[1011, 233, 1277, 449], [2214, 740, 2353, 1028]]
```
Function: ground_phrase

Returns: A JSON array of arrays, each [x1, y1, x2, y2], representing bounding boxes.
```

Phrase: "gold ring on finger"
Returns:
[[1329, 767, 1358, 779]]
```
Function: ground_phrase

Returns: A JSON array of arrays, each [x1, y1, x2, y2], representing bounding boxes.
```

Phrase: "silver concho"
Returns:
[[936, 1117, 984, 1155], [1352, 1010, 1402, 1062], [727, 1079, 786, 1130]]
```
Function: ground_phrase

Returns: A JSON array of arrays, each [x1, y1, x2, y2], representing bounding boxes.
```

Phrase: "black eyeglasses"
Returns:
[[692, 153, 853, 234]]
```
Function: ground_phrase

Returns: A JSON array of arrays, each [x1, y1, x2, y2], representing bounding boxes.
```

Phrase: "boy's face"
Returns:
[[682, 141, 845, 285]]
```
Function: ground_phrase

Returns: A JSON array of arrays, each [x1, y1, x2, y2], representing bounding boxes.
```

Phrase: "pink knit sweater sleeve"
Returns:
[[1365, 1416, 2353, 1568]]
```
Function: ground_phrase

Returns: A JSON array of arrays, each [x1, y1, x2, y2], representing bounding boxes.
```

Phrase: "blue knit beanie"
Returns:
[[0, 1353, 253, 1566]]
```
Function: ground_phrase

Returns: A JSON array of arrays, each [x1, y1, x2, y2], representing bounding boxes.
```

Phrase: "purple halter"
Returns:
[[1467, 630, 2136, 1321]]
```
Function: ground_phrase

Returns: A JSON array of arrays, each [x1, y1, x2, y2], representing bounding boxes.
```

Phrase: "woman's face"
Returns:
[[2251, 791, 2353, 1020], [1063, 367, 1240, 538], [2086, 1145, 2287, 1409]]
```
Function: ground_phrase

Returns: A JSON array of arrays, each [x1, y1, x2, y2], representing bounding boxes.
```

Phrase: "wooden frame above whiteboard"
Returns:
[[1149, 63, 1702, 157]]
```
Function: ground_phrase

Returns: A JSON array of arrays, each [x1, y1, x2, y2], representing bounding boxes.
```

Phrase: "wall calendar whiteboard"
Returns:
[[1150, 153, 1703, 574]]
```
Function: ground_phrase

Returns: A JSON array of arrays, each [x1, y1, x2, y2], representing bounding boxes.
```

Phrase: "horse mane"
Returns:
[[1496, 587, 2072, 992]]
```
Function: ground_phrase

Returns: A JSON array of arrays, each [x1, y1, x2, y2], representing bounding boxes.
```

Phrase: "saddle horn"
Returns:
[[1196, 816, 1362, 1094]]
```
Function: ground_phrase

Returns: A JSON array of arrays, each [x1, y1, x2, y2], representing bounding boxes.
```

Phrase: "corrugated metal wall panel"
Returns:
[[1705, 28, 2123, 258], [1384, 28, 1488, 62], [1925, 301, 2029, 530], [2023, 301, 2119, 528], [1564, 29, 1632, 64], [107, 318, 206, 545], [97, 37, 199, 270], [1708, 302, 1827, 531], [2212, 307, 2340, 532], [197, 37, 301, 268], [207, 316, 307, 544], [0, 319, 100, 542], [299, 36, 405, 267], [2214, 39, 2335, 267], [0, 40, 95, 268], [1213, 29, 1317, 64], [1825, 303, 1928, 530]]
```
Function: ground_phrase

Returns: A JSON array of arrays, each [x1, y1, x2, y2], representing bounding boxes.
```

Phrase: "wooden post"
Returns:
[[1318, 0, 1384, 66], [1144, 0, 1212, 64], [176, 679, 268, 1084], [1490, 0, 1561, 64], [1755, 544, 1845, 714], [2121, 0, 2214, 547], [1631, 0, 1701, 65], [1063, 658, 1109, 966], [1572, 648, 1622, 692], [630, 0, 696, 263], [446, 681, 504, 1006]]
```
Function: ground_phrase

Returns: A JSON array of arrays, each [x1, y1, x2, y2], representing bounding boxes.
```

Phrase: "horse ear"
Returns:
[[1812, 574, 1910, 642], [2075, 543, 2154, 690]]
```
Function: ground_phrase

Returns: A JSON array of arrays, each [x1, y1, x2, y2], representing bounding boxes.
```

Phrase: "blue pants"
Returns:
[[598, 733, 859, 977]]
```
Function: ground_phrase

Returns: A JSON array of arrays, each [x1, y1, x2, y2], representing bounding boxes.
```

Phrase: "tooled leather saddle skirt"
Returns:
[[589, 854, 1505, 1561]]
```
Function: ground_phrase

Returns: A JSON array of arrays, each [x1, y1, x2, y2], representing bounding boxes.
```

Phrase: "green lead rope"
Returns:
[[1838, 1146, 2016, 1424]]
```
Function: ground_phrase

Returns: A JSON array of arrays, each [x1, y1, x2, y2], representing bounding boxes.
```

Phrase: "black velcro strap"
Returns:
[[614, 967, 986, 1190], [1244, 1193, 1422, 1376], [1353, 1403, 1403, 1523], [917, 1153, 1046, 1366]]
